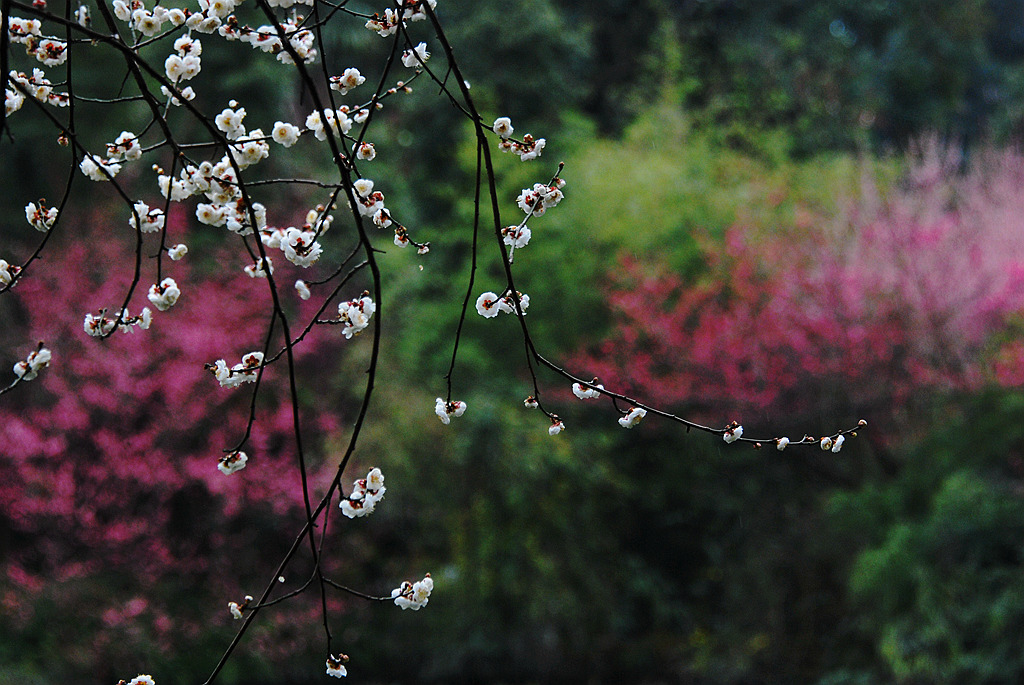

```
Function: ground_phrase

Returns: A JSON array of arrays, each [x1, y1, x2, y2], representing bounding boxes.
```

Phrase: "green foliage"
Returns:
[[677, 0, 1024, 153], [827, 390, 1024, 683]]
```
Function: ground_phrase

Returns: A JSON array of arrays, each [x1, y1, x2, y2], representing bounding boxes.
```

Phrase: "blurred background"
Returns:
[[4, 0, 1024, 682]]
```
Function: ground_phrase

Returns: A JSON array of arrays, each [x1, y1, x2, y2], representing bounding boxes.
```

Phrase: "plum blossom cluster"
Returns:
[[358, 180, 429, 252], [364, 0, 437, 37], [12, 346, 51, 382], [218, 15, 317, 65], [209, 351, 264, 388], [339, 467, 386, 518], [570, 380, 647, 429], [495, 175, 566, 262], [6, 67, 69, 115], [516, 179, 565, 218], [111, 0, 186, 37], [391, 573, 433, 610], [129, 201, 166, 233], [492, 116, 547, 161], [337, 293, 375, 339], [474, 290, 530, 318], [79, 130, 146, 182], [259, 208, 333, 268], [5, 15, 67, 67], [522, 392, 563, 436], [572, 380, 604, 399], [501, 133, 546, 162], [107, 131, 143, 163], [305, 106, 352, 141], [434, 397, 466, 424], [352, 178, 385, 218], [82, 307, 152, 337], [820, 435, 845, 453]]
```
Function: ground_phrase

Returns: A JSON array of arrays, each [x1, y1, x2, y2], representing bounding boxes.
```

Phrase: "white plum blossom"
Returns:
[[723, 424, 743, 444], [356, 142, 376, 161], [196, 202, 227, 227], [244, 257, 274, 278], [492, 117, 513, 139], [227, 595, 251, 620], [326, 655, 348, 678], [548, 418, 565, 435], [230, 129, 270, 168], [132, 8, 164, 36], [391, 574, 433, 610], [168, 244, 188, 260], [831, 435, 845, 453], [329, 67, 364, 95], [353, 178, 374, 196], [79, 155, 122, 181], [524, 396, 539, 409], [25, 201, 58, 231], [217, 450, 248, 475], [618, 407, 647, 429], [6, 88, 26, 116], [295, 279, 311, 300], [34, 38, 68, 67], [776, 437, 790, 451], [572, 381, 603, 400], [820, 436, 833, 451], [215, 105, 246, 139], [475, 291, 501, 318], [339, 467, 386, 518], [127, 676, 156, 685], [401, 41, 430, 68], [271, 121, 300, 147], [373, 209, 393, 229], [434, 397, 466, 425], [280, 227, 323, 267], [501, 225, 531, 249], [111, 0, 130, 20], [0, 259, 21, 287], [147, 277, 181, 311], [13, 346, 51, 382]]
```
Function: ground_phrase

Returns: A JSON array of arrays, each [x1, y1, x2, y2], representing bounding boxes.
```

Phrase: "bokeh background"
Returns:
[[5, 0, 1024, 682]]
